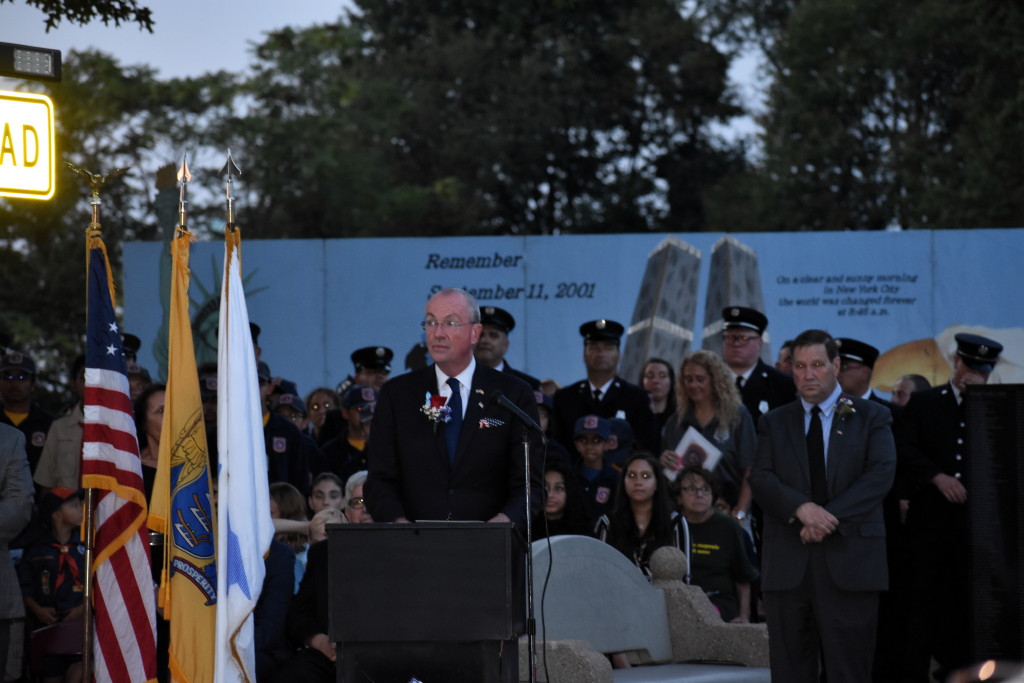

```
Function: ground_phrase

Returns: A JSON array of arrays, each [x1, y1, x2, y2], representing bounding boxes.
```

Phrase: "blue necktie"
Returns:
[[445, 377, 463, 465]]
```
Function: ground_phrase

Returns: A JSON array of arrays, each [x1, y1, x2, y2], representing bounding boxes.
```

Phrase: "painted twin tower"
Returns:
[[621, 235, 769, 383]]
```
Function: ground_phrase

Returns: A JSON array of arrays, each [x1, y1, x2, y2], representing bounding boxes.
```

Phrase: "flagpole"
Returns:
[[147, 153, 219, 682], [215, 150, 274, 683], [65, 161, 129, 683]]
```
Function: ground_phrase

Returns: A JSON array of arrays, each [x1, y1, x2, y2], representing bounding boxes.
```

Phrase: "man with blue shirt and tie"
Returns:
[[365, 288, 541, 529], [750, 329, 896, 682]]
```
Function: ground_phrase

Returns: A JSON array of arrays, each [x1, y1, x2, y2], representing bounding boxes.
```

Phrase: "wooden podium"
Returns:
[[327, 522, 525, 683]]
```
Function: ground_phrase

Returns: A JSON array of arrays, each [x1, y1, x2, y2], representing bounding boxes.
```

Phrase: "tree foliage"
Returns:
[[713, 0, 1024, 230], [4, 0, 154, 31], [213, 0, 744, 237]]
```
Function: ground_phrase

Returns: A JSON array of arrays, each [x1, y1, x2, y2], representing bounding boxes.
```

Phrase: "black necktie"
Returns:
[[807, 405, 827, 505], [735, 375, 744, 392], [593, 388, 602, 403], [445, 377, 463, 465]]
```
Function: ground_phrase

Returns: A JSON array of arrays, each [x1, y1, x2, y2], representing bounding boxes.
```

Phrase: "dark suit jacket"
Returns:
[[255, 539, 295, 678], [364, 364, 542, 529], [552, 376, 658, 451], [740, 359, 797, 424], [750, 394, 896, 592], [286, 539, 328, 648]]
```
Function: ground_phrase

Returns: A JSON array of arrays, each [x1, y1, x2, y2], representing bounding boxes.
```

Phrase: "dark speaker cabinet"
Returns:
[[966, 384, 1024, 662]]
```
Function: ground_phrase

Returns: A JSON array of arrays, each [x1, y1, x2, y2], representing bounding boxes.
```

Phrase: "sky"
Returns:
[[4, 1, 354, 80]]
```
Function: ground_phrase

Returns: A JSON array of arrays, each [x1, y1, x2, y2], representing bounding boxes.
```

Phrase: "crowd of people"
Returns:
[[0, 290, 1007, 683]]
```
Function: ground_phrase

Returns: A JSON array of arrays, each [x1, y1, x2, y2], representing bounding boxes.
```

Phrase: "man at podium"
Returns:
[[365, 288, 542, 529]]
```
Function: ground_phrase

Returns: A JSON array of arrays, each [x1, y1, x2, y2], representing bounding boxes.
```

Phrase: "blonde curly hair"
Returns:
[[673, 349, 743, 440]]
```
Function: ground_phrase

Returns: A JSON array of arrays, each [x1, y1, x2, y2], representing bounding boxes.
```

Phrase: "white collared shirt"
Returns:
[[588, 378, 614, 398], [801, 382, 844, 465], [734, 365, 756, 387], [436, 357, 475, 419]]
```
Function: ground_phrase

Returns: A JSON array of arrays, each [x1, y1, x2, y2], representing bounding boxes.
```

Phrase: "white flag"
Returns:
[[214, 228, 274, 683]]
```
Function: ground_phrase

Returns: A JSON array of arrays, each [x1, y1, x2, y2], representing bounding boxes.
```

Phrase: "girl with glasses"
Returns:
[[671, 466, 758, 623]]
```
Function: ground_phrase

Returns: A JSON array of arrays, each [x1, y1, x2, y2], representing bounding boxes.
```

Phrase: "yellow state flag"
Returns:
[[148, 232, 217, 683]]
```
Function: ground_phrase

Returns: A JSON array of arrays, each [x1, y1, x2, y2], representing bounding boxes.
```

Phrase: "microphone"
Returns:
[[489, 390, 543, 433]]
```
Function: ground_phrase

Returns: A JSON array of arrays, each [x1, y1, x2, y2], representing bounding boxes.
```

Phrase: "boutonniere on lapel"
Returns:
[[834, 396, 856, 435], [479, 417, 505, 429], [835, 396, 856, 417], [421, 392, 452, 433]]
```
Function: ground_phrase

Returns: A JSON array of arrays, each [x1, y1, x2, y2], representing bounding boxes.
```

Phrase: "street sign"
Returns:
[[0, 90, 55, 200]]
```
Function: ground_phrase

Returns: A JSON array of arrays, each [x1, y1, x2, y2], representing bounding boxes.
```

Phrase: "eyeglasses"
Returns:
[[680, 485, 711, 496], [626, 470, 654, 480], [347, 497, 365, 509], [310, 402, 332, 411], [724, 333, 759, 346], [421, 320, 473, 330]]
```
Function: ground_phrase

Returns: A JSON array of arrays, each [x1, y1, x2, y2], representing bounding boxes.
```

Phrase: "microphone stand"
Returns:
[[520, 424, 538, 683], [492, 389, 541, 682]]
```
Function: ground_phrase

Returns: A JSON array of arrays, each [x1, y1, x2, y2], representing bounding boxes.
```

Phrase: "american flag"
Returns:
[[80, 235, 157, 683]]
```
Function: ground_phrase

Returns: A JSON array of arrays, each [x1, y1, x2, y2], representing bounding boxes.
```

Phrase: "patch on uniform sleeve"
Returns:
[[596, 487, 611, 504], [273, 436, 287, 453], [32, 431, 47, 448]]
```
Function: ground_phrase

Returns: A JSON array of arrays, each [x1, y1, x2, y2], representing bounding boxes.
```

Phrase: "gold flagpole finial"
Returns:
[[176, 153, 192, 233], [64, 162, 129, 233]]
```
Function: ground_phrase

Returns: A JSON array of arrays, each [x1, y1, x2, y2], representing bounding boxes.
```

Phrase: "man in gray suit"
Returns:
[[1, 423, 34, 678], [750, 329, 895, 682]]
